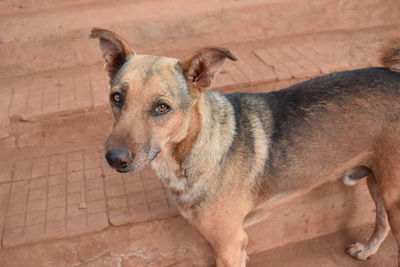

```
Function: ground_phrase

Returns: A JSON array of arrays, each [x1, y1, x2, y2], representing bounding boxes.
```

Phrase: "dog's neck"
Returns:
[[180, 91, 236, 172], [151, 91, 236, 208], [170, 97, 202, 165]]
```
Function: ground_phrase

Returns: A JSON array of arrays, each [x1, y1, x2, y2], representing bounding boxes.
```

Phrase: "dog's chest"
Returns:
[[151, 157, 186, 192], [151, 156, 201, 220]]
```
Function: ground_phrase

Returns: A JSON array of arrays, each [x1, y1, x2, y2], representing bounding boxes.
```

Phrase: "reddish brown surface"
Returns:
[[1, 0, 400, 266], [0, 218, 397, 267]]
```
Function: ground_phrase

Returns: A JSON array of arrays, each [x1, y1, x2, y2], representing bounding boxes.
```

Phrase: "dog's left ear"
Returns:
[[180, 47, 237, 90], [89, 28, 135, 81]]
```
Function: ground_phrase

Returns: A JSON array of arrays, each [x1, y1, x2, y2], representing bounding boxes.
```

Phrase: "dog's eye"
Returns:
[[152, 103, 170, 116], [111, 92, 123, 106], [157, 104, 169, 113]]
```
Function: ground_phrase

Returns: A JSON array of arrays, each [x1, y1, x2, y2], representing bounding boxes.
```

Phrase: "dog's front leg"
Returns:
[[193, 212, 249, 267], [213, 230, 248, 267], [205, 224, 248, 267]]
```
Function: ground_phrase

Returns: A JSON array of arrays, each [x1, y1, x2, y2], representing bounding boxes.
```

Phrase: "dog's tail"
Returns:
[[381, 37, 400, 72], [343, 166, 371, 186]]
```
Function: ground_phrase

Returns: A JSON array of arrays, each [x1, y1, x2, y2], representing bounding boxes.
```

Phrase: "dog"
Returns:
[[90, 28, 400, 267]]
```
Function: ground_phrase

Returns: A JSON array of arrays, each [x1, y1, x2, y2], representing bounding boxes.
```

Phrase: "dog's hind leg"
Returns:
[[370, 134, 400, 266], [378, 171, 400, 266], [346, 174, 390, 260]]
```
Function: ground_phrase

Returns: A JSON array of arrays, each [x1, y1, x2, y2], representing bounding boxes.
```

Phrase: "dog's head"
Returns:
[[90, 28, 236, 173]]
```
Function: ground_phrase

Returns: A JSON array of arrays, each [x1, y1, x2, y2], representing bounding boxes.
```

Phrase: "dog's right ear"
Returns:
[[180, 47, 237, 90], [89, 28, 134, 81]]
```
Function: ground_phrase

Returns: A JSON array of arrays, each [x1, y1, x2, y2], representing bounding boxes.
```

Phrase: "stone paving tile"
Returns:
[[58, 78, 76, 111], [254, 48, 292, 81], [312, 41, 351, 73], [0, 183, 11, 243], [213, 62, 236, 90], [74, 38, 102, 66], [8, 71, 109, 121], [0, 147, 178, 248], [292, 44, 326, 75], [4, 31, 387, 124], [0, 30, 389, 247], [348, 43, 371, 69], [0, 165, 12, 184], [89, 71, 109, 107], [1, 149, 103, 247], [235, 49, 278, 86], [270, 47, 312, 79], [74, 75, 93, 109], [221, 61, 250, 88], [0, 89, 12, 138], [103, 164, 177, 226], [280, 46, 321, 78]]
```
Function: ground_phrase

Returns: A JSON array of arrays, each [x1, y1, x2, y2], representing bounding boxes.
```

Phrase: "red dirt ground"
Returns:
[[0, 0, 400, 266]]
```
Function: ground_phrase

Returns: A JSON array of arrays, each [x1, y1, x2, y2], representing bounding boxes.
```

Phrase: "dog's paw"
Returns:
[[346, 242, 375, 260], [241, 250, 249, 267]]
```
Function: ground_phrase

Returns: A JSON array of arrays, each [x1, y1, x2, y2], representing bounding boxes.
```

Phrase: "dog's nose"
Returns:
[[105, 149, 133, 170]]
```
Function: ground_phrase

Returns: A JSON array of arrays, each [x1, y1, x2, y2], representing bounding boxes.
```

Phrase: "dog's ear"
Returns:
[[89, 28, 135, 81], [180, 47, 237, 90]]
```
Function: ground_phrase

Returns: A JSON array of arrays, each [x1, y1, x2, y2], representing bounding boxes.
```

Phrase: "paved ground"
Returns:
[[1, 0, 400, 265], [0, 27, 394, 248], [250, 224, 398, 267], [0, 219, 397, 266]]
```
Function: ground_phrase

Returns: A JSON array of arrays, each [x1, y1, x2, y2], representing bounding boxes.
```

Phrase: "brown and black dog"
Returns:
[[90, 28, 400, 267]]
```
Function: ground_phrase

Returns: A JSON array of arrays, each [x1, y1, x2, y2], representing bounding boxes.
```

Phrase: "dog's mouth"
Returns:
[[111, 164, 140, 173], [108, 148, 161, 174], [114, 168, 131, 173]]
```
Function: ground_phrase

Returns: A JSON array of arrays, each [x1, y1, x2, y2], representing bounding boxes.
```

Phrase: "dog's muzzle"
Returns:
[[105, 148, 134, 173]]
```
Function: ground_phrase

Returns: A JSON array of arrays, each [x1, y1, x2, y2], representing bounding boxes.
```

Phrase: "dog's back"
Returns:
[[225, 67, 400, 200]]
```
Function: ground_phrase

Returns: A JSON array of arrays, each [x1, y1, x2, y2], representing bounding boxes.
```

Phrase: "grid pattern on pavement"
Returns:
[[8, 71, 109, 121], [0, 28, 391, 248], [4, 35, 385, 124], [0, 148, 177, 248]]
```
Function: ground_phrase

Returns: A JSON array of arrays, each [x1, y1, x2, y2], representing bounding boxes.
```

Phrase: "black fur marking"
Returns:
[[226, 94, 255, 160], [226, 68, 400, 178], [142, 57, 162, 85], [264, 67, 400, 174]]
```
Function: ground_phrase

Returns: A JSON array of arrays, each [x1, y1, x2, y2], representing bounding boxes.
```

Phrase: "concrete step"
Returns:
[[0, 145, 178, 248], [1, 0, 399, 78], [3, 0, 398, 43], [0, 25, 396, 128], [1, 0, 399, 254], [0, 109, 382, 254], [1, 133, 378, 249], [1, 0, 399, 263], [250, 224, 397, 267], [0, 0, 110, 14], [0, 214, 397, 266]]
